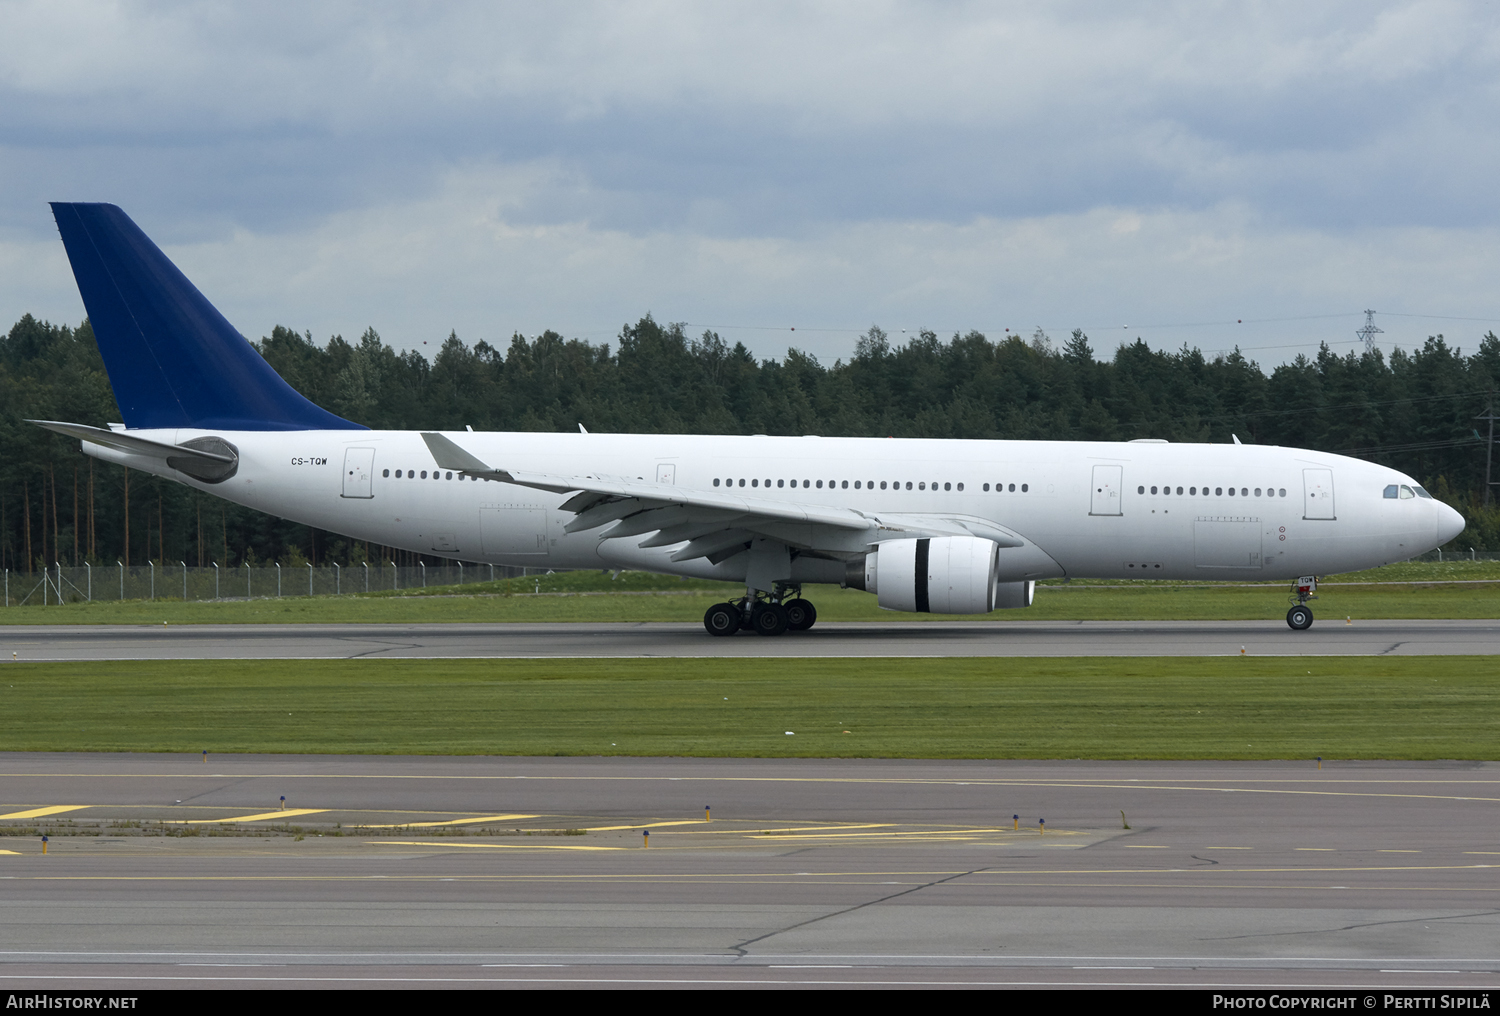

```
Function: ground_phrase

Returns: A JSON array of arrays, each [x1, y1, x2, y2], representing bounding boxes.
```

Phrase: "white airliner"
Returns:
[[36, 203, 1465, 635]]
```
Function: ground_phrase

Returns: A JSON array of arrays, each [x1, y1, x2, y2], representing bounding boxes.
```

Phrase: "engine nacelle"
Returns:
[[850, 536, 1034, 614]]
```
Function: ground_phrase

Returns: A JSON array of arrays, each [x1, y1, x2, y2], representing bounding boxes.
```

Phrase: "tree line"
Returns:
[[3, 311, 1498, 574]]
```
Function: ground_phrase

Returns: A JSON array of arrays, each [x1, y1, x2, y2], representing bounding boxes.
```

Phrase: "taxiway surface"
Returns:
[[1, 754, 1498, 989], [3, 618, 1499, 660]]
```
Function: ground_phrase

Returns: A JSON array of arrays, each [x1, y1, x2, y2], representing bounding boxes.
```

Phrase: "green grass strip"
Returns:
[[2, 581, 1498, 625], [0, 657, 1495, 759]]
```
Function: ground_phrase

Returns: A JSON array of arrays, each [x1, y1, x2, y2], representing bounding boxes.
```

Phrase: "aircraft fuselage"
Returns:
[[86, 429, 1457, 584]]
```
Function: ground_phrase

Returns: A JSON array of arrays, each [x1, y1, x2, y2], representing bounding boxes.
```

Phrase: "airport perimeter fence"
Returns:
[[2, 561, 547, 607], [3, 549, 1495, 607], [1411, 548, 1500, 563]]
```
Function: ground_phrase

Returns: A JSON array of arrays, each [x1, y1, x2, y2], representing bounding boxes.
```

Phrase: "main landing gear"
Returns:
[[703, 586, 818, 637], [1286, 574, 1318, 631]]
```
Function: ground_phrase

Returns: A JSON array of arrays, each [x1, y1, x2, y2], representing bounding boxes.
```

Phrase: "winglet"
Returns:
[[420, 432, 511, 479]]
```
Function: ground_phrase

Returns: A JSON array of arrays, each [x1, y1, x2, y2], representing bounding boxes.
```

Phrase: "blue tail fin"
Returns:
[[50, 203, 364, 431]]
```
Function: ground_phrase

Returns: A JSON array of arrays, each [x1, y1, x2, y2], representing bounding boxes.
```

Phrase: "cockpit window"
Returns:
[[1400, 485, 1415, 499], [1383, 485, 1398, 498], [1413, 486, 1433, 499]]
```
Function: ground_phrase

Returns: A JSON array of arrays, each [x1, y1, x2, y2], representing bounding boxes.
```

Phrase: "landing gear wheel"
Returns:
[[783, 598, 817, 631], [751, 603, 789, 636], [703, 602, 741, 636], [1286, 605, 1314, 631]]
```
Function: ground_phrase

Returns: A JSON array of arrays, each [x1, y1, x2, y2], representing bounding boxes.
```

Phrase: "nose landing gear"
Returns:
[[1286, 575, 1318, 630], [702, 585, 818, 637]]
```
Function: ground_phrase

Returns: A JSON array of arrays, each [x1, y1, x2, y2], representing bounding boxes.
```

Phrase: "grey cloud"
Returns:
[[4, 1, 1499, 241]]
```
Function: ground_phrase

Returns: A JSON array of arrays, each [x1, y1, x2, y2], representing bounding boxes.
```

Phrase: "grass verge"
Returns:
[[0, 657, 1494, 759], [2, 579, 1498, 625]]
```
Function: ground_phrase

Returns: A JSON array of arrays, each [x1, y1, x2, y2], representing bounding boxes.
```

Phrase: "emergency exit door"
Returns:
[[1090, 464, 1123, 515]]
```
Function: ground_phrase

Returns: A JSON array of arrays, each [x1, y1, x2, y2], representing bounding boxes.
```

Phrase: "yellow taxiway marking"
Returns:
[[738, 829, 1025, 842], [371, 840, 619, 852], [581, 820, 710, 832], [0, 805, 89, 820], [363, 814, 537, 829], [1206, 847, 1253, 850], [171, 809, 328, 825], [1294, 848, 1335, 851], [0, 850, 20, 855], [1379, 849, 1421, 853], [682, 823, 895, 836], [1123, 845, 1171, 849]]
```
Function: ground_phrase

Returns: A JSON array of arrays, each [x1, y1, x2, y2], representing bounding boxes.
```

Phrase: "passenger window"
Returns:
[[1009, 483, 1016, 492], [1021, 484, 1028, 492], [421, 470, 428, 479], [842, 481, 849, 489], [714, 478, 721, 487], [918, 482, 926, 490], [1214, 487, 1221, 495], [1254, 488, 1261, 497], [1189, 487, 1196, 495], [1138, 486, 1145, 494], [1150, 486, 1157, 494], [905, 482, 913, 490], [1279, 488, 1286, 497], [956, 483, 963, 491], [1176, 487, 1182, 495], [446, 472, 453, 480], [777, 479, 784, 488], [880, 481, 887, 490]]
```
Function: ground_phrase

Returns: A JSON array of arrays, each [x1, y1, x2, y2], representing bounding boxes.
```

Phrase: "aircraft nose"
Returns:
[[1437, 502, 1466, 546]]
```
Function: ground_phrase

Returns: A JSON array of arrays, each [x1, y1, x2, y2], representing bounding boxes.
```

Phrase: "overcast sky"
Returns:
[[4, 1, 1500, 366]]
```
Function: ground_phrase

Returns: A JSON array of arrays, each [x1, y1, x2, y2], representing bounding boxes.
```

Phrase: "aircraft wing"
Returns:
[[422, 432, 1022, 562]]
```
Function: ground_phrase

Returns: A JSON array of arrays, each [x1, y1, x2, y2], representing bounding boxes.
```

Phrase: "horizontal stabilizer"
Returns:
[[31, 420, 240, 484]]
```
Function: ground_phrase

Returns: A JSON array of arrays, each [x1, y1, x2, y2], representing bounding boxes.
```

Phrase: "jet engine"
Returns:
[[846, 536, 1034, 614]]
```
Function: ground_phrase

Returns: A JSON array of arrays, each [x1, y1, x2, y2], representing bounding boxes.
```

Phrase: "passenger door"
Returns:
[[1303, 468, 1336, 520], [341, 447, 375, 498], [1090, 465, 1123, 516]]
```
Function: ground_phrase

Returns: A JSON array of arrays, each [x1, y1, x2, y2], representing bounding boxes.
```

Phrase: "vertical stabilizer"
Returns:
[[50, 202, 363, 431]]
